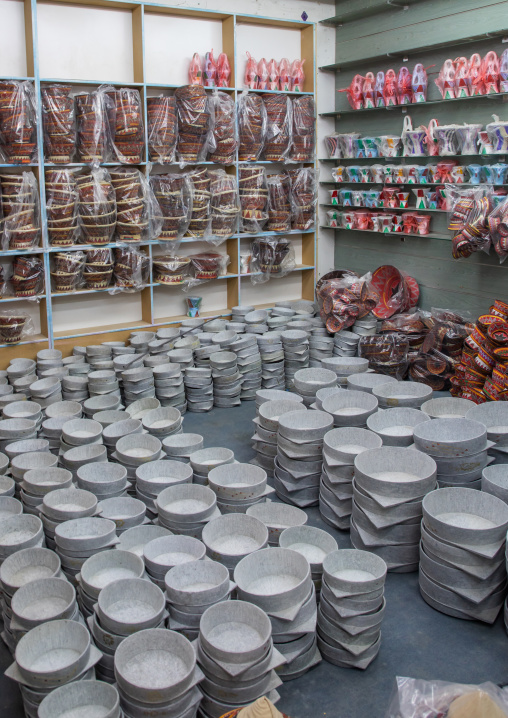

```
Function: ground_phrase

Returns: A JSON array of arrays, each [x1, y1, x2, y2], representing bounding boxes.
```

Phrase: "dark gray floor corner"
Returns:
[[1, 401, 508, 718]]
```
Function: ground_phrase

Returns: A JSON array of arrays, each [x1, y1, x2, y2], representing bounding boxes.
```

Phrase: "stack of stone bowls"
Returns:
[[88, 370, 121, 403], [351, 447, 437, 572], [11, 450, 58, 501], [253, 399, 306, 476], [366, 407, 430, 448], [154, 363, 186, 410], [164, 559, 234, 641], [309, 334, 333, 368], [77, 548, 145, 622], [21, 466, 73, 516], [210, 351, 242, 408], [207, 462, 274, 514], [219, 333, 261, 401], [97, 496, 147, 535], [321, 357, 368, 388], [40, 488, 97, 554], [0, 514, 45, 572], [28, 377, 63, 409], [101, 419, 143, 460], [466, 403, 508, 466], [372, 380, 433, 409], [38, 680, 121, 718], [162, 433, 203, 463], [322, 390, 378, 429], [420, 487, 508, 623], [201, 513, 269, 578], [155, 484, 220, 538], [320, 428, 383, 530], [112, 434, 162, 486], [54, 517, 118, 585], [135, 459, 193, 519], [482, 465, 508, 504], [196, 600, 284, 717], [189, 447, 235, 485], [5, 619, 102, 716], [413, 418, 492, 490], [333, 330, 360, 357], [184, 367, 213, 413], [279, 525, 338, 598], [143, 534, 206, 590], [142, 406, 182, 440], [258, 332, 285, 390], [234, 547, 320, 681], [92, 577, 166, 685], [274, 410, 333, 507], [0, 418, 37, 454], [317, 549, 387, 669], [293, 368, 337, 408], [281, 330, 309, 390], [347, 373, 397, 394]]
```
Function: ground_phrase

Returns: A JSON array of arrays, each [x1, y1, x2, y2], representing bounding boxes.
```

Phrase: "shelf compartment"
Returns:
[[321, 225, 450, 241]]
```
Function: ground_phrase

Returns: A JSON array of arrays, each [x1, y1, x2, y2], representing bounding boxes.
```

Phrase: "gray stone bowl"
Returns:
[[115, 435, 162, 466], [0, 496, 22, 519], [279, 525, 338, 571], [98, 578, 165, 636], [189, 448, 235, 475], [97, 497, 146, 531], [346, 374, 397, 394], [246, 503, 307, 543], [92, 410, 130, 428], [294, 368, 337, 393], [165, 559, 230, 606], [322, 549, 387, 594], [38, 680, 120, 718], [116, 525, 172, 557], [0, 418, 36, 440], [422, 487, 508, 546], [0, 515, 43, 557], [258, 401, 307, 432], [0, 475, 15, 497], [353, 446, 437, 500], [23, 467, 73, 496], [201, 514, 269, 569], [3, 401, 41, 422], [102, 419, 143, 447], [11, 577, 76, 629], [366, 407, 431, 447], [0, 547, 61, 597], [142, 407, 182, 436], [77, 463, 128, 495], [277, 409, 334, 441], [79, 549, 145, 600], [61, 419, 103, 447], [45, 401, 83, 419], [421, 397, 475, 420], [199, 599, 272, 665], [234, 547, 311, 612], [373, 381, 433, 409], [163, 433, 204, 457], [136, 461, 192, 496], [125, 398, 161, 420], [55, 517, 117, 551], [11, 451, 58, 480], [156, 484, 217, 523], [466, 402, 508, 446], [114, 628, 196, 704], [143, 535, 205, 576], [61, 444, 108, 470], [5, 438, 49, 461], [208, 464, 267, 501], [42, 489, 98, 522], [433, 449, 491, 476], [482, 465, 508, 503], [323, 427, 382, 464], [413, 418, 488, 458], [322, 392, 378, 428]]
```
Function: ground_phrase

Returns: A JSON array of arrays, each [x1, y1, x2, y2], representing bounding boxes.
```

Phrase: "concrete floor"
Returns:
[[1, 400, 508, 717]]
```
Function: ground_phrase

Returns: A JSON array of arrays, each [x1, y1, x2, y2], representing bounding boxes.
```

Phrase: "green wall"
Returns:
[[327, 0, 508, 318]]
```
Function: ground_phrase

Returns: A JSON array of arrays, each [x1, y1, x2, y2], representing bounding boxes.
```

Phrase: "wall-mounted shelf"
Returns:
[[322, 203, 447, 214], [321, 225, 450, 241], [320, 0, 421, 28]]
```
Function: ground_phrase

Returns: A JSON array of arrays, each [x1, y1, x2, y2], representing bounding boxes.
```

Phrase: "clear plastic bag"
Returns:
[[324, 135, 341, 159], [263, 93, 292, 162], [185, 167, 211, 239], [11, 255, 44, 298], [385, 677, 508, 718], [290, 96, 315, 162], [150, 173, 192, 246], [209, 169, 240, 243], [147, 95, 177, 164], [1, 171, 40, 251], [84, 247, 113, 290], [316, 272, 379, 333], [239, 165, 268, 233], [380, 310, 428, 361], [42, 84, 75, 164], [51, 250, 85, 293], [112, 246, 149, 292], [185, 252, 230, 290], [238, 92, 267, 161], [175, 85, 214, 166], [289, 167, 317, 231], [487, 194, 508, 262], [208, 91, 237, 165], [267, 173, 291, 232], [359, 333, 409, 380], [152, 254, 191, 286], [106, 87, 145, 164], [75, 86, 110, 163], [45, 168, 79, 248], [0, 310, 34, 344], [446, 183, 492, 258], [0, 81, 38, 164], [111, 168, 162, 243], [250, 236, 295, 284], [76, 165, 116, 246]]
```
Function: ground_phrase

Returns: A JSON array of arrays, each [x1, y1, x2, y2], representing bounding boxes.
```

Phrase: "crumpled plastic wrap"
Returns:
[[239, 165, 268, 234], [316, 272, 379, 333], [1, 171, 40, 251], [175, 85, 214, 166], [446, 183, 492, 258], [45, 168, 79, 248], [267, 173, 291, 232], [51, 250, 85, 293], [250, 236, 295, 284], [84, 248, 113, 290], [42, 84, 75, 164], [75, 86, 110, 163], [487, 193, 508, 262], [150, 173, 192, 248], [290, 95, 315, 162], [208, 91, 237, 165], [0, 310, 34, 344], [185, 252, 230, 291], [385, 677, 508, 718], [11, 255, 44, 298], [263, 93, 292, 162], [289, 167, 317, 231], [106, 87, 145, 164], [76, 166, 116, 246], [152, 254, 191, 286], [359, 333, 410, 380], [209, 169, 240, 243], [0, 81, 38, 164], [147, 95, 177, 164], [111, 168, 162, 243], [185, 167, 211, 239], [380, 311, 428, 364], [238, 92, 267, 161], [111, 246, 149, 292]]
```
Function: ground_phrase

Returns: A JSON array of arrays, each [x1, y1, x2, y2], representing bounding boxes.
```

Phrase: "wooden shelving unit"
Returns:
[[0, 0, 317, 365]]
